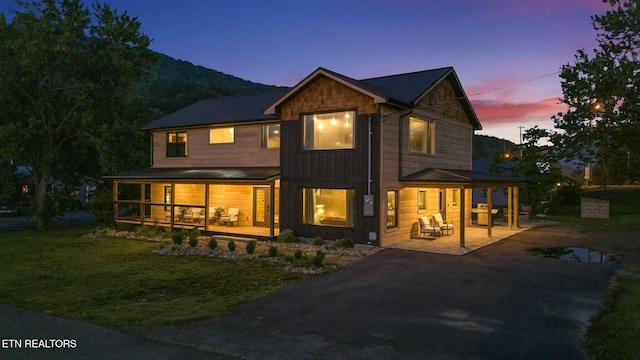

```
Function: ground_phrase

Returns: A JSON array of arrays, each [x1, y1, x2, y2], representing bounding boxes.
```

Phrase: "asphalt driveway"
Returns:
[[2, 226, 637, 359]]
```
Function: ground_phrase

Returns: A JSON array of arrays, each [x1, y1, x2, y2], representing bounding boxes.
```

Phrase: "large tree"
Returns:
[[552, 0, 640, 188], [0, 0, 157, 228]]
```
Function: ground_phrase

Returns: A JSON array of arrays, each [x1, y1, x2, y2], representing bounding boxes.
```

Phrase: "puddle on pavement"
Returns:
[[529, 247, 620, 264]]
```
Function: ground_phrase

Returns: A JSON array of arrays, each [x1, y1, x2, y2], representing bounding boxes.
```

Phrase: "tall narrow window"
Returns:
[[303, 110, 355, 150], [210, 127, 234, 144], [303, 188, 355, 227], [452, 189, 460, 207], [409, 117, 435, 154], [261, 124, 280, 148], [164, 186, 172, 211], [387, 190, 398, 228], [166, 132, 187, 157], [417, 190, 426, 211]]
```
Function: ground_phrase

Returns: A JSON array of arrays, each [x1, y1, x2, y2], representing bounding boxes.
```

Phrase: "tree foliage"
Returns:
[[0, 0, 158, 228], [552, 0, 640, 187]]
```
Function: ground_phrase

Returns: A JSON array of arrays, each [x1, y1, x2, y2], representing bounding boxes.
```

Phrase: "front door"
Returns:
[[253, 187, 271, 228], [439, 188, 447, 219]]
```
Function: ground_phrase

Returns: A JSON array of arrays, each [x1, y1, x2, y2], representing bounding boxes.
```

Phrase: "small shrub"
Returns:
[[188, 227, 199, 247], [311, 250, 325, 268], [313, 236, 323, 246], [246, 240, 256, 254], [268, 246, 278, 257], [294, 249, 302, 260], [277, 229, 296, 243], [171, 231, 184, 245], [227, 240, 236, 252], [343, 237, 354, 248], [208, 237, 218, 249], [334, 238, 344, 248]]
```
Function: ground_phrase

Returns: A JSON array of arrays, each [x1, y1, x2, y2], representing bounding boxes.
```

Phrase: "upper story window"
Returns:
[[210, 127, 234, 144], [261, 124, 280, 149], [166, 132, 187, 157], [409, 117, 435, 154], [303, 110, 355, 150]]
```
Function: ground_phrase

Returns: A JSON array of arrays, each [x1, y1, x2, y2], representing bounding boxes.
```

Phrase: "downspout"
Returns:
[[368, 114, 372, 195]]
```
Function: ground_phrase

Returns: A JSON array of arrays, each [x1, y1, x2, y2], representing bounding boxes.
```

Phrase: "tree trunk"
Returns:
[[35, 166, 52, 229]]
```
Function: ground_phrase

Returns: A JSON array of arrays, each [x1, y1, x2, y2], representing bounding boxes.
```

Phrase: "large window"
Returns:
[[166, 132, 187, 157], [303, 188, 355, 227], [303, 110, 355, 150], [210, 127, 234, 144], [387, 190, 398, 228], [409, 117, 434, 154], [261, 124, 280, 148]]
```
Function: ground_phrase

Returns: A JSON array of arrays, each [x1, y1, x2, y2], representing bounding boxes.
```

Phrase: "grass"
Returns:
[[0, 226, 309, 332], [543, 187, 640, 359]]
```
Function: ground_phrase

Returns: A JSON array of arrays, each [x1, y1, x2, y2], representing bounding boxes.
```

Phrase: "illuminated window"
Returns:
[[303, 188, 355, 227], [261, 124, 280, 148], [452, 189, 459, 207], [303, 110, 355, 150], [166, 132, 187, 157], [21, 185, 29, 194], [387, 190, 398, 228], [409, 117, 434, 154], [209, 127, 234, 144], [417, 190, 426, 211]]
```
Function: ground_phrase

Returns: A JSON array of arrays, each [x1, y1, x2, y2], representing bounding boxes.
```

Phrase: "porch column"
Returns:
[[204, 184, 210, 231], [487, 187, 493, 237], [170, 183, 176, 229], [113, 182, 119, 225], [269, 180, 276, 238], [507, 187, 513, 228], [140, 182, 145, 226], [459, 187, 466, 247], [514, 187, 519, 228]]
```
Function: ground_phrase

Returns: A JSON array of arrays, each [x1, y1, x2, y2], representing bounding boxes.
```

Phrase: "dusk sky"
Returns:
[[1, 0, 612, 143]]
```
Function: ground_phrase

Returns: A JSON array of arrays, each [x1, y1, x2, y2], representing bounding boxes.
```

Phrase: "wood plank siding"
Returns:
[[151, 123, 279, 168], [278, 75, 380, 242]]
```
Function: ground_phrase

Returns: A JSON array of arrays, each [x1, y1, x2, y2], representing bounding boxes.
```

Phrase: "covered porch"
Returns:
[[383, 168, 524, 252], [104, 167, 280, 240]]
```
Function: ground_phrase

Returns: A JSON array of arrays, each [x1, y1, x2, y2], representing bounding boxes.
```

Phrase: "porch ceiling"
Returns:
[[401, 168, 522, 188], [104, 167, 280, 182]]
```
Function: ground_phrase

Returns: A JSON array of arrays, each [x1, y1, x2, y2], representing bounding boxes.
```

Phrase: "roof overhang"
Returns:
[[401, 168, 523, 188], [103, 167, 280, 183], [264, 67, 390, 115]]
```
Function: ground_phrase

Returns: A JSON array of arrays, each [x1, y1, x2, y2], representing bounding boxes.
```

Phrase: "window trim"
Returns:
[[302, 188, 355, 228], [387, 190, 398, 229], [166, 131, 187, 158], [409, 117, 435, 154], [209, 126, 235, 144], [302, 109, 356, 151], [260, 123, 280, 149]]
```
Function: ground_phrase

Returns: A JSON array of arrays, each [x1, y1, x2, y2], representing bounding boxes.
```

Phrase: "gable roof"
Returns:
[[264, 67, 481, 130], [143, 89, 288, 131]]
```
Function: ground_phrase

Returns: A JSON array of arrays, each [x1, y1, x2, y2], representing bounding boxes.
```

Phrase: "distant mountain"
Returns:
[[473, 134, 517, 160], [139, 53, 286, 115]]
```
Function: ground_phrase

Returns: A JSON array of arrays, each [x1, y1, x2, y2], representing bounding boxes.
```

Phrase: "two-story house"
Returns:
[[106, 66, 522, 249]]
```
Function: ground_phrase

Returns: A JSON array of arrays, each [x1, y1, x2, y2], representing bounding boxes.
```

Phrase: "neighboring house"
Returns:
[[105, 67, 522, 248]]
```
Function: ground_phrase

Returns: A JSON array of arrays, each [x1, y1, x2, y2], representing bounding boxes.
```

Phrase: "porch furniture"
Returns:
[[536, 208, 548, 223], [219, 207, 239, 226], [191, 208, 205, 223], [418, 216, 440, 238], [164, 211, 172, 222], [519, 205, 531, 216], [433, 213, 454, 235]]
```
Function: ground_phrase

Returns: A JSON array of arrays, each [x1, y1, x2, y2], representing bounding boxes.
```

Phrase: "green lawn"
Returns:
[[0, 226, 308, 332]]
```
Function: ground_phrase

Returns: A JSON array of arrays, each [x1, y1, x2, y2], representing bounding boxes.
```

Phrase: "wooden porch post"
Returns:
[[204, 184, 210, 231], [170, 183, 176, 229], [513, 186, 520, 227], [508, 187, 513, 228], [459, 187, 466, 247], [487, 187, 493, 237], [269, 180, 276, 238], [113, 182, 118, 226], [140, 182, 145, 227]]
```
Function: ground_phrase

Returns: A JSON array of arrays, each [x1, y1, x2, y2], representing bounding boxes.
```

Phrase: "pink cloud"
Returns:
[[471, 97, 565, 126]]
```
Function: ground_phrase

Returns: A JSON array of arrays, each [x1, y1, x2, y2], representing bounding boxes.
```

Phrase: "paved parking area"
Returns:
[[2, 226, 636, 359]]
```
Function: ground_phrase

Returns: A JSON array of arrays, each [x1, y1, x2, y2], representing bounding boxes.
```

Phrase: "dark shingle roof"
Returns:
[[401, 168, 522, 186], [361, 67, 453, 106], [104, 167, 280, 181], [143, 89, 289, 130]]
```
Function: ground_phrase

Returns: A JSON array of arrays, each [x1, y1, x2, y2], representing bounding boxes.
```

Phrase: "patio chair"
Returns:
[[433, 213, 454, 235], [219, 207, 239, 226], [418, 216, 440, 238], [535, 208, 548, 223], [191, 208, 205, 223]]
